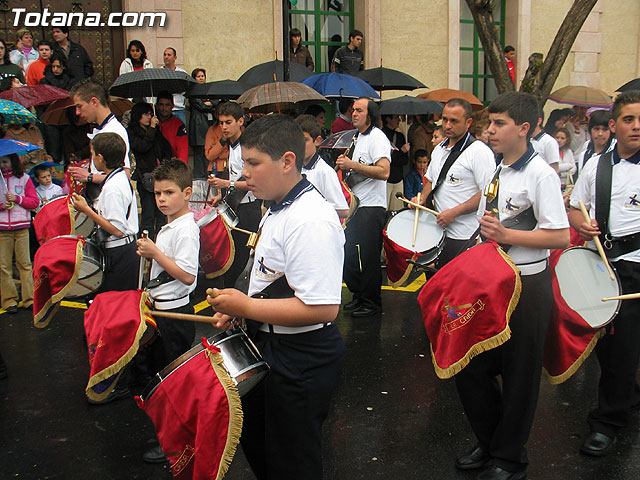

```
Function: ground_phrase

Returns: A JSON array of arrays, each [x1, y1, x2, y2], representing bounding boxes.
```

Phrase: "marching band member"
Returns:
[[208, 115, 345, 480], [454, 92, 569, 480], [136, 158, 200, 464], [336, 97, 391, 317], [569, 90, 640, 457]]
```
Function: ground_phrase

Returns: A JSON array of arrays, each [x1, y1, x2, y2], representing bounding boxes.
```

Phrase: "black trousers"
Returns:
[[588, 260, 640, 437], [137, 184, 167, 240], [240, 325, 344, 480], [191, 145, 207, 179], [101, 241, 139, 293], [435, 237, 471, 269], [145, 302, 196, 375], [223, 201, 262, 288], [454, 267, 552, 472], [344, 206, 386, 308]]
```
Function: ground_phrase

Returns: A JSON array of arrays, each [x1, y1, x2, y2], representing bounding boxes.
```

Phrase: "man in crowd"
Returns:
[[505, 45, 516, 85], [332, 30, 364, 76], [156, 92, 188, 163], [25, 41, 52, 86], [381, 114, 410, 211], [336, 97, 391, 318], [161, 47, 187, 125], [417, 98, 495, 268], [331, 98, 354, 134], [289, 28, 314, 71], [52, 26, 93, 81]]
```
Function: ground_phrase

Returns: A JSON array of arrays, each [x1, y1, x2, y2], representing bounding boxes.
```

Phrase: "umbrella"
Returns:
[[616, 78, 640, 92], [186, 80, 249, 100], [237, 81, 327, 114], [109, 68, 197, 99], [548, 85, 611, 108], [302, 73, 380, 99], [0, 138, 41, 157], [41, 96, 134, 125], [357, 67, 427, 91], [418, 89, 484, 111], [0, 98, 39, 124], [0, 85, 70, 109], [319, 128, 398, 150], [237, 60, 313, 87], [379, 96, 443, 115]]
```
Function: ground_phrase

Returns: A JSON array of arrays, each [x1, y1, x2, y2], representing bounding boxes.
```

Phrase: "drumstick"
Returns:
[[395, 193, 439, 216], [601, 293, 640, 302], [578, 201, 615, 281], [138, 230, 148, 290], [412, 192, 421, 247], [147, 310, 217, 324]]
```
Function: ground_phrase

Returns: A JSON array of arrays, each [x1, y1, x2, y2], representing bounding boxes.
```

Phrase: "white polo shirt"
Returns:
[[576, 138, 616, 174], [302, 153, 348, 211], [229, 140, 256, 204], [96, 168, 138, 242], [88, 114, 131, 173], [479, 146, 569, 273], [350, 126, 391, 208], [148, 211, 200, 302], [248, 179, 345, 307], [531, 130, 560, 167], [570, 147, 640, 263], [427, 133, 496, 239]]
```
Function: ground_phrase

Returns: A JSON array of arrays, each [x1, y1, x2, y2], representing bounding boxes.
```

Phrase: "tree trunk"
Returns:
[[465, 0, 514, 94], [467, 0, 597, 106]]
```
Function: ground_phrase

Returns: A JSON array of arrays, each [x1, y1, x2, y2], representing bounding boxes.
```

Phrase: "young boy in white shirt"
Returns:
[[135, 158, 200, 464], [33, 165, 63, 207]]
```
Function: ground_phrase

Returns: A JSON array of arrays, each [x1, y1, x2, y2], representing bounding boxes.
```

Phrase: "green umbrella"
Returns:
[[0, 98, 39, 125]]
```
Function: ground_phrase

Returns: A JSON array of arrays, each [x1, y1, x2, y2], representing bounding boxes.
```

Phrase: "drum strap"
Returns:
[[425, 133, 476, 210], [244, 274, 295, 336]]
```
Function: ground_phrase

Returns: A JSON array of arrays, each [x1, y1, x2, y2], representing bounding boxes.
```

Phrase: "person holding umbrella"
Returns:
[[188, 68, 216, 179]]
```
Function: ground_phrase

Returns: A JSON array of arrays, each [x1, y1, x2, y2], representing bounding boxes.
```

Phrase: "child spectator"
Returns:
[[135, 158, 200, 464], [431, 125, 445, 148], [0, 154, 39, 313], [404, 149, 429, 202], [554, 126, 576, 185], [33, 164, 63, 208]]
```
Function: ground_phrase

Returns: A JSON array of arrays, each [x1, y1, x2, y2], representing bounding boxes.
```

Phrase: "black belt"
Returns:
[[603, 232, 640, 258]]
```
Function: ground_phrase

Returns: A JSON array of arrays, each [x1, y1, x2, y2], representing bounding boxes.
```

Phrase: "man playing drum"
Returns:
[[335, 97, 391, 318], [207, 115, 345, 480], [569, 90, 640, 457], [455, 92, 569, 480], [416, 98, 495, 267]]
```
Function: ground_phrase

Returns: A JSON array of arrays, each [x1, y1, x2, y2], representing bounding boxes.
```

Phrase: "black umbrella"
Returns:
[[186, 79, 250, 100], [357, 67, 427, 91], [238, 60, 313, 87], [379, 95, 443, 115], [616, 78, 640, 92], [110, 68, 197, 98]]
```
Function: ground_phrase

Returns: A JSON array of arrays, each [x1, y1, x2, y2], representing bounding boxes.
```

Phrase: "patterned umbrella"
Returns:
[[237, 81, 327, 114], [302, 73, 380, 99], [548, 85, 612, 108], [186, 80, 249, 100], [0, 98, 39, 125], [110, 68, 197, 99], [357, 67, 427, 91], [418, 89, 484, 111], [0, 85, 69, 108], [237, 60, 313, 87], [41, 96, 134, 125]]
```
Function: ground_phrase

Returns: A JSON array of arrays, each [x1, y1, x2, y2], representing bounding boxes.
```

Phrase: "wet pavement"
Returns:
[[2, 273, 640, 480]]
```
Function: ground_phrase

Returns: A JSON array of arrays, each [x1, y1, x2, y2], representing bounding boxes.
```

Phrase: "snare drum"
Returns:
[[140, 327, 268, 401], [74, 211, 95, 238], [554, 247, 621, 328], [385, 209, 445, 265], [64, 236, 104, 299]]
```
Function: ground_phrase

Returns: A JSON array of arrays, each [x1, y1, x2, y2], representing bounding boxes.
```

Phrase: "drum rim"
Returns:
[[385, 208, 445, 253], [557, 246, 622, 328]]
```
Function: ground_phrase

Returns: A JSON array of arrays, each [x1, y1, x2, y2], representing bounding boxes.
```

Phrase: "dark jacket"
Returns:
[[188, 98, 216, 146], [128, 123, 173, 179], [63, 123, 92, 162], [39, 65, 77, 91], [290, 45, 314, 71], [404, 168, 425, 199], [54, 41, 94, 81], [382, 126, 409, 184]]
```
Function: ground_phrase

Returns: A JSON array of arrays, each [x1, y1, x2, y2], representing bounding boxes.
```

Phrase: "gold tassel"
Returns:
[[206, 349, 243, 480], [543, 328, 605, 385]]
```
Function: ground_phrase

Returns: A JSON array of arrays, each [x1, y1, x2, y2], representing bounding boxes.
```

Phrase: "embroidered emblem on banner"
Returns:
[[442, 297, 485, 334], [170, 445, 196, 475]]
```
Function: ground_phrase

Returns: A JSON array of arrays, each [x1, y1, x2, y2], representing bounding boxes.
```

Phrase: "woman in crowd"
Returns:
[[188, 68, 216, 179], [119, 40, 153, 74], [0, 39, 26, 84]]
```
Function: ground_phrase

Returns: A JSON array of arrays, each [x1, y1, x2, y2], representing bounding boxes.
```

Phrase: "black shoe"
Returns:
[[87, 386, 131, 405], [343, 299, 362, 311], [580, 431, 616, 457], [6, 305, 18, 314], [143, 445, 167, 464], [455, 445, 490, 470], [477, 465, 527, 480], [351, 304, 382, 318], [0, 361, 7, 379]]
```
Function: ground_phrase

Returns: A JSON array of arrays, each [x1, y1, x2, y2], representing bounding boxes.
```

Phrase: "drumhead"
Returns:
[[75, 211, 95, 238], [386, 209, 444, 253], [197, 207, 218, 228], [65, 240, 104, 298], [555, 247, 621, 328]]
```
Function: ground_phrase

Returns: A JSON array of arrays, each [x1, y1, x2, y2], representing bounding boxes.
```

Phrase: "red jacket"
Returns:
[[331, 116, 353, 134], [26, 57, 49, 86], [158, 116, 188, 163]]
